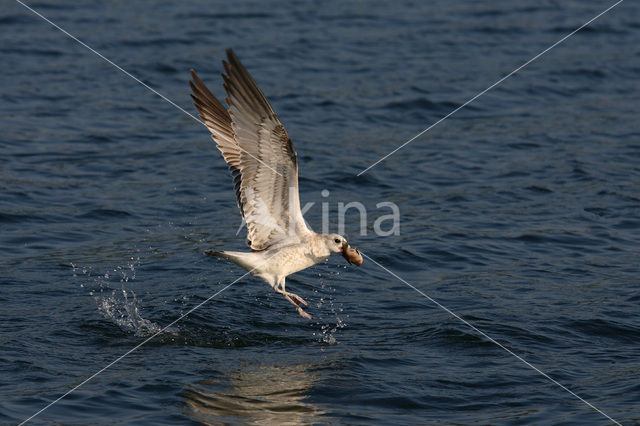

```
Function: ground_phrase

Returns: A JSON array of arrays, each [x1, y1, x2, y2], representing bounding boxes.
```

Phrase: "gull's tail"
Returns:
[[205, 250, 261, 272]]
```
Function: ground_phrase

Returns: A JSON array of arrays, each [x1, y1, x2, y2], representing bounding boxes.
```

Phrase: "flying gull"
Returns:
[[189, 49, 362, 319]]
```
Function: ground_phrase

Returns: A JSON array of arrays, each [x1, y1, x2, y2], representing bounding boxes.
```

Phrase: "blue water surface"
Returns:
[[1, 0, 639, 424]]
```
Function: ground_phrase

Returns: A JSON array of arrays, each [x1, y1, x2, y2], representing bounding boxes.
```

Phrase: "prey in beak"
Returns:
[[341, 241, 363, 266]]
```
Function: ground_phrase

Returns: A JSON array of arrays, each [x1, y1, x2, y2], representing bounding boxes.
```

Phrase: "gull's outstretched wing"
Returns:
[[190, 49, 311, 251]]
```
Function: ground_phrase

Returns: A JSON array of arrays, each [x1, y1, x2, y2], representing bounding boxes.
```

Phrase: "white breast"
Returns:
[[264, 244, 327, 277]]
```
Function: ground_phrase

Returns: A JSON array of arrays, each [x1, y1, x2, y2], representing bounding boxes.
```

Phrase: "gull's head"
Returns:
[[324, 234, 363, 266], [325, 234, 348, 254]]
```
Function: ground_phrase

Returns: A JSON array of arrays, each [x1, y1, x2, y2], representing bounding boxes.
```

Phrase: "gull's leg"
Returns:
[[275, 277, 311, 319], [281, 279, 308, 306]]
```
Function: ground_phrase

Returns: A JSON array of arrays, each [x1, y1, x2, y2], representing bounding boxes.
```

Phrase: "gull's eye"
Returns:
[[334, 238, 341, 244]]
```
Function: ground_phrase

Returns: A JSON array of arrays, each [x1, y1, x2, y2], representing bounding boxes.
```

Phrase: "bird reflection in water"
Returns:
[[184, 364, 324, 424]]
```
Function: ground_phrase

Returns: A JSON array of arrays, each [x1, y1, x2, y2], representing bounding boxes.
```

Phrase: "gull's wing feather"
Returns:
[[189, 71, 244, 215], [190, 50, 310, 250]]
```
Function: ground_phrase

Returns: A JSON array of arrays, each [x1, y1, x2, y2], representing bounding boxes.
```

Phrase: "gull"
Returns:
[[189, 49, 362, 319]]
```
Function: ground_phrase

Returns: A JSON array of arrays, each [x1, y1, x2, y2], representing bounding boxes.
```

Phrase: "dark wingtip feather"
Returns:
[[204, 250, 223, 258]]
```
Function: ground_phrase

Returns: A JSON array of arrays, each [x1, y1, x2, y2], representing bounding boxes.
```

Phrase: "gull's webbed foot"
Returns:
[[281, 291, 312, 319], [297, 306, 312, 320], [276, 279, 312, 319], [289, 292, 308, 307]]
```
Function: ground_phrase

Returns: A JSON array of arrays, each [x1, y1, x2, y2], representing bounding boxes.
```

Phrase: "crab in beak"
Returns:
[[341, 241, 363, 266]]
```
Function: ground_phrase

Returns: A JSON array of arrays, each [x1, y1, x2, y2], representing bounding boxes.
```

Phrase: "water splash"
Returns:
[[312, 269, 349, 345], [317, 316, 347, 345], [96, 288, 162, 337], [72, 257, 165, 337]]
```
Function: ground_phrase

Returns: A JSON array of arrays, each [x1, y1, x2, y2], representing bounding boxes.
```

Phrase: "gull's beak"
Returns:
[[341, 241, 363, 266]]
